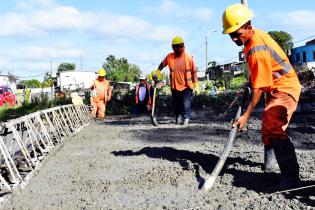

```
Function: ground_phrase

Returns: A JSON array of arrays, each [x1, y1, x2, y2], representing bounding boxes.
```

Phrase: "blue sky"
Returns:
[[1, 0, 315, 81]]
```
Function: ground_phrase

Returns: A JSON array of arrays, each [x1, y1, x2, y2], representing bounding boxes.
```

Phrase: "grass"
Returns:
[[0, 94, 72, 122]]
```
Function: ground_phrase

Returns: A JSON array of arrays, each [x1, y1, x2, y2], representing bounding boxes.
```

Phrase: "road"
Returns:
[[0, 114, 314, 209]]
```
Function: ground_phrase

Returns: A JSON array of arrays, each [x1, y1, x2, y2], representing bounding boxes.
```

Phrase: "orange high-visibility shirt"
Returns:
[[91, 79, 111, 102], [244, 29, 301, 101], [161, 51, 197, 91]]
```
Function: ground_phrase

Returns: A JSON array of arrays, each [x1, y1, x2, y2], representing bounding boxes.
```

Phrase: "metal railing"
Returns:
[[0, 104, 91, 193]]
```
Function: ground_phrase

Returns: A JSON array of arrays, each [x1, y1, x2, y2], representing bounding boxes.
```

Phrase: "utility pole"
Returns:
[[205, 36, 208, 81], [205, 30, 217, 81], [80, 54, 83, 71], [51, 60, 54, 99], [241, 0, 250, 82]]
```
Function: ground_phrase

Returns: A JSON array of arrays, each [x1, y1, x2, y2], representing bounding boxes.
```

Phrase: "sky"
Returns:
[[1, 0, 315, 81]]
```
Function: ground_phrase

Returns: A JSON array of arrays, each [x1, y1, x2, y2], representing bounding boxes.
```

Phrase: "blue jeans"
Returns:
[[171, 88, 193, 119]]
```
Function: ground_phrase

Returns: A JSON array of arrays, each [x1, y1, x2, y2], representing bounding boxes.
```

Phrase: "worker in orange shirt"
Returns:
[[156, 36, 197, 125], [223, 4, 301, 189], [91, 68, 111, 119]]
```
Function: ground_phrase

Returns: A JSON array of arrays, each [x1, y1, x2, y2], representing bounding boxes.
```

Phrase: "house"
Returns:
[[53, 70, 97, 92], [291, 38, 315, 71], [0, 74, 17, 92], [206, 61, 245, 80]]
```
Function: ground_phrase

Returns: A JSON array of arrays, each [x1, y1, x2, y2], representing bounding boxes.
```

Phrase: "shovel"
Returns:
[[217, 94, 239, 119], [150, 82, 159, 126], [203, 86, 251, 192]]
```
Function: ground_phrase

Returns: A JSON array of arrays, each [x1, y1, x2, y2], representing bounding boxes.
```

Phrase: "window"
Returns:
[[313, 51, 315, 60], [295, 53, 300, 62], [303, 51, 306, 62]]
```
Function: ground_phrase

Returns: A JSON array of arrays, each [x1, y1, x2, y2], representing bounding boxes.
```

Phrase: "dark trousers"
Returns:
[[171, 88, 193, 119], [135, 101, 149, 114]]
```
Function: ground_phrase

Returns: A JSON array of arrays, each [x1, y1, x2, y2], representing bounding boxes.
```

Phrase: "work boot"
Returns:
[[271, 138, 300, 190], [175, 115, 182, 124], [263, 145, 278, 172], [182, 118, 189, 126]]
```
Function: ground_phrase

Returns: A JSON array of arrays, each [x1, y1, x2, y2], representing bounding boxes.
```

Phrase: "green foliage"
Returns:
[[24, 89, 31, 104], [230, 74, 247, 90], [18, 79, 42, 88], [268, 31, 293, 55], [222, 73, 233, 90], [42, 72, 53, 87], [102, 55, 141, 82], [0, 94, 71, 121], [57, 63, 76, 72], [105, 90, 134, 115]]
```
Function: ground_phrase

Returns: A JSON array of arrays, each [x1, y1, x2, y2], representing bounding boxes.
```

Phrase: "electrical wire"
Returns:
[[18, 73, 46, 79], [293, 34, 315, 44], [192, 42, 205, 54]]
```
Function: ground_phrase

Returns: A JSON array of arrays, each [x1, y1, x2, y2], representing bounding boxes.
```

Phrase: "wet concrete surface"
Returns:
[[0, 113, 314, 209]]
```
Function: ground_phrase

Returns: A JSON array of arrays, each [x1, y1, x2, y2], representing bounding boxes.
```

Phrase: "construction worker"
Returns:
[[90, 68, 111, 119], [155, 36, 197, 125], [134, 75, 153, 114], [223, 4, 301, 188]]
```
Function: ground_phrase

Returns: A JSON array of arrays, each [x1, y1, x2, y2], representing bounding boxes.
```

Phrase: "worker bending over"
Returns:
[[223, 4, 301, 189]]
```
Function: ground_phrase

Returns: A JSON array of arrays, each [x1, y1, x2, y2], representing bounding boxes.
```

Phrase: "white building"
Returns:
[[0, 74, 17, 92], [53, 71, 97, 92]]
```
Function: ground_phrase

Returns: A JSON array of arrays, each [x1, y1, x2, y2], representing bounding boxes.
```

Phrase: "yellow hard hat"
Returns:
[[222, 3, 253, 34], [98, 68, 106, 76], [172, 36, 184, 45]]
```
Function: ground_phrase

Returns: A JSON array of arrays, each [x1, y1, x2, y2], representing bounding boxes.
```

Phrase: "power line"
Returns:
[[18, 73, 46, 79], [191, 42, 205, 54], [218, 56, 239, 65], [293, 34, 315, 44]]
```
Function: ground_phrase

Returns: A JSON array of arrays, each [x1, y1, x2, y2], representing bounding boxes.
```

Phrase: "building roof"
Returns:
[[306, 38, 315, 46]]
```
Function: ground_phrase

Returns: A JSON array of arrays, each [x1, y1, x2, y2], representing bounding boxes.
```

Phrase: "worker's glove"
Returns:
[[193, 82, 199, 93], [153, 74, 159, 82], [193, 82, 199, 89]]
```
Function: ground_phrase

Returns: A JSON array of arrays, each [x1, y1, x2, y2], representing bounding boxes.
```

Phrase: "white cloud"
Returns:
[[146, 0, 213, 22], [193, 8, 213, 22], [267, 10, 315, 38], [1, 46, 83, 61], [16, 0, 57, 10], [0, 1, 189, 43], [0, 12, 47, 36]]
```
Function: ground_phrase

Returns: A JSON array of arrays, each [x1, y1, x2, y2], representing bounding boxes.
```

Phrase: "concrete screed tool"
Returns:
[[203, 86, 250, 192]]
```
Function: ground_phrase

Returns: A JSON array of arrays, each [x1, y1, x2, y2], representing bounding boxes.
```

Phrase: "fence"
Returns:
[[0, 104, 91, 194]]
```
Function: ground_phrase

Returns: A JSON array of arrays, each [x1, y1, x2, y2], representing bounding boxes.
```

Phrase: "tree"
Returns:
[[18, 79, 42, 88], [102, 55, 141, 82], [57, 63, 76, 72], [42, 72, 53, 87], [268, 31, 293, 56]]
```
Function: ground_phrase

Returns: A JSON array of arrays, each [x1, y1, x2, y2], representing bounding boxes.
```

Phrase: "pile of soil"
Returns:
[[0, 113, 314, 209]]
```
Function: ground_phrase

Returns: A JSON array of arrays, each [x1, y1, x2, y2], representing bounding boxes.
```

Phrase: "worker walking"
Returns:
[[223, 4, 301, 189], [91, 68, 111, 119], [156, 36, 197, 125], [134, 75, 153, 115]]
